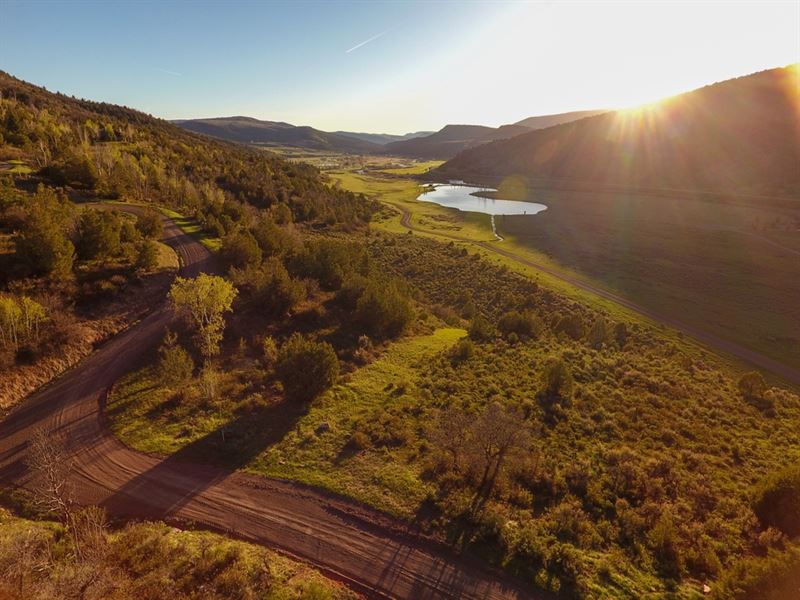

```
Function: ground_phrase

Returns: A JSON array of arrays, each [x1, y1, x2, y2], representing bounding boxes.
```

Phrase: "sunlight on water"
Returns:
[[419, 184, 547, 216]]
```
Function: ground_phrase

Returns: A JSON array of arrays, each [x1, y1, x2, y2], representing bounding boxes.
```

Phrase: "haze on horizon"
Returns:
[[1, 0, 798, 134]]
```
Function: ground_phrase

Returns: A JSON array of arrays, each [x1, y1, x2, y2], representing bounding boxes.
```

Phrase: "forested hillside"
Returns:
[[0, 71, 375, 225], [437, 66, 800, 197], [174, 115, 385, 154]]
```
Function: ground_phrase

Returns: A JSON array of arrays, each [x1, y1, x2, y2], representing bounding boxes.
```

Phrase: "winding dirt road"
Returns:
[[0, 215, 540, 599], [395, 203, 800, 386]]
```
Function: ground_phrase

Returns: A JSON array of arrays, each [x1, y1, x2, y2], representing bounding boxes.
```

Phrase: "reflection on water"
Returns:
[[419, 184, 547, 216]]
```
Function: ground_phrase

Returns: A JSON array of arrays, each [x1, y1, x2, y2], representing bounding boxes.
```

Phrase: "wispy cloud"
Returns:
[[155, 67, 183, 77], [345, 31, 386, 54]]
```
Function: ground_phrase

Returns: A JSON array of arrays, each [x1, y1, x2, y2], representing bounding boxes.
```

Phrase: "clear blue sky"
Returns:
[[2, 1, 798, 133]]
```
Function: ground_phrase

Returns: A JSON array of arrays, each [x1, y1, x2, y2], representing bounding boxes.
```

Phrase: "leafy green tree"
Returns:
[[77, 210, 122, 260], [613, 321, 629, 348], [169, 274, 237, 359], [355, 278, 412, 340], [221, 230, 262, 270], [251, 215, 295, 257], [135, 240, 159, 271], [135, 209, 163, 239], [14, 186, 75, 276], [555, 312, 585, 341], [451, 338, 475, 363], [274, 333, 339, 403], [498, 310, 543, 339], [587, 317, 611, 349]]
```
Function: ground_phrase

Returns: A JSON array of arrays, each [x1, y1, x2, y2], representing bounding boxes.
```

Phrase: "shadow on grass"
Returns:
[[101, 399, 306, 520]]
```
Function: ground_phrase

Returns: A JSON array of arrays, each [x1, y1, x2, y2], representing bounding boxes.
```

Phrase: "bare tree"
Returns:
[[430, 402, 532, 516], [25, 429, 110, 594], [469, 402, 530, 513], [26, 428, 74, 522]]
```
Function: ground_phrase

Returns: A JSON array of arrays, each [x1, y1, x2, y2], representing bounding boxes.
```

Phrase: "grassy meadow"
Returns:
[[494, 189, 800, 372]]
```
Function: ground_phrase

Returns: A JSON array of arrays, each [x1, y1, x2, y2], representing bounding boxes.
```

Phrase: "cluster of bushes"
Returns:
[[0, 184, 171, 372], [359, 231, 800, 596], [0, 507, 355, 600], [3, 185, 163, 281]]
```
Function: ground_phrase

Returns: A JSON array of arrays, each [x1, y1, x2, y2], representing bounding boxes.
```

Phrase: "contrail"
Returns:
[[156, 68, 183, 77], [345, 31, 386, 54]]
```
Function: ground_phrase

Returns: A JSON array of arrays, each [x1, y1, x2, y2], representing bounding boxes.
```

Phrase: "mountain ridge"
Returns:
[[435, 66, 800, 197]]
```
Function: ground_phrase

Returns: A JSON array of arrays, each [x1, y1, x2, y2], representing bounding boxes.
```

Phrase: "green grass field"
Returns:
[[109, 328, 466, 517], [496, 189, 800, 372]]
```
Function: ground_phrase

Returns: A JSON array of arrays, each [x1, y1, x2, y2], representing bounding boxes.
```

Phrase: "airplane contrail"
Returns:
[[345, 31, 386, 54], [156, 68, 183, 77]]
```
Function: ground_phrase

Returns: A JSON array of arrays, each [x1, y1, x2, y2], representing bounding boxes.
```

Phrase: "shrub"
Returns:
[[753, 465, 800, 537], [355, 278, 412, 340], [468, 315, 495, 341], [274, 333, 339, 403], [498, 310, 543, 339], [262, 335, 278, 367], [451, 338, 474, 363], [712, 545, 800, 600], [158, 338, 194, 386]]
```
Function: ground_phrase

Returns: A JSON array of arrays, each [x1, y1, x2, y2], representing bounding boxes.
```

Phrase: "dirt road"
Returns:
[[0, 214, 540, 600], [395, 203, 800, 386]]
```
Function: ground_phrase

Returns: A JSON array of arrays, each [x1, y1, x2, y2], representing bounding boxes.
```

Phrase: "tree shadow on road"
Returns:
[[101, 400, 304, 520]]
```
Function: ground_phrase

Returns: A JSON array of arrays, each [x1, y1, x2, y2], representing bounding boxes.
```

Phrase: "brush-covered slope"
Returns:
[[437, 66, 800, 197], [175, 116, 383, 154]]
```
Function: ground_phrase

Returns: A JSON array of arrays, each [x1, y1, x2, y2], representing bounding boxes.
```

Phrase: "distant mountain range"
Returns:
[[333, 130, 434, 145], [173, 110, 606, 159], [435, 66, 800, 197], [382, 110, 606, 159], [172, 116, 385, 154]]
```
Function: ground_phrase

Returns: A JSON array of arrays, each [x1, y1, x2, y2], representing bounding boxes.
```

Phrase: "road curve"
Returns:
[[0, 214, 541, 600], [394, 202, 800, 386]]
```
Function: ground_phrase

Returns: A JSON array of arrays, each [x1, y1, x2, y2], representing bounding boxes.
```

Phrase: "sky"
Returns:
[[1, 1, 798, 133]]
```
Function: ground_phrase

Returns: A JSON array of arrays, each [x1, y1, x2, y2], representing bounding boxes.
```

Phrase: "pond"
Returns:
[[418, 184, 547, 216]]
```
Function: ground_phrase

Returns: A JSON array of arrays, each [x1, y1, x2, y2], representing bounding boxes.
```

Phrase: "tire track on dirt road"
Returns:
[[0, 210, 543, 600]]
